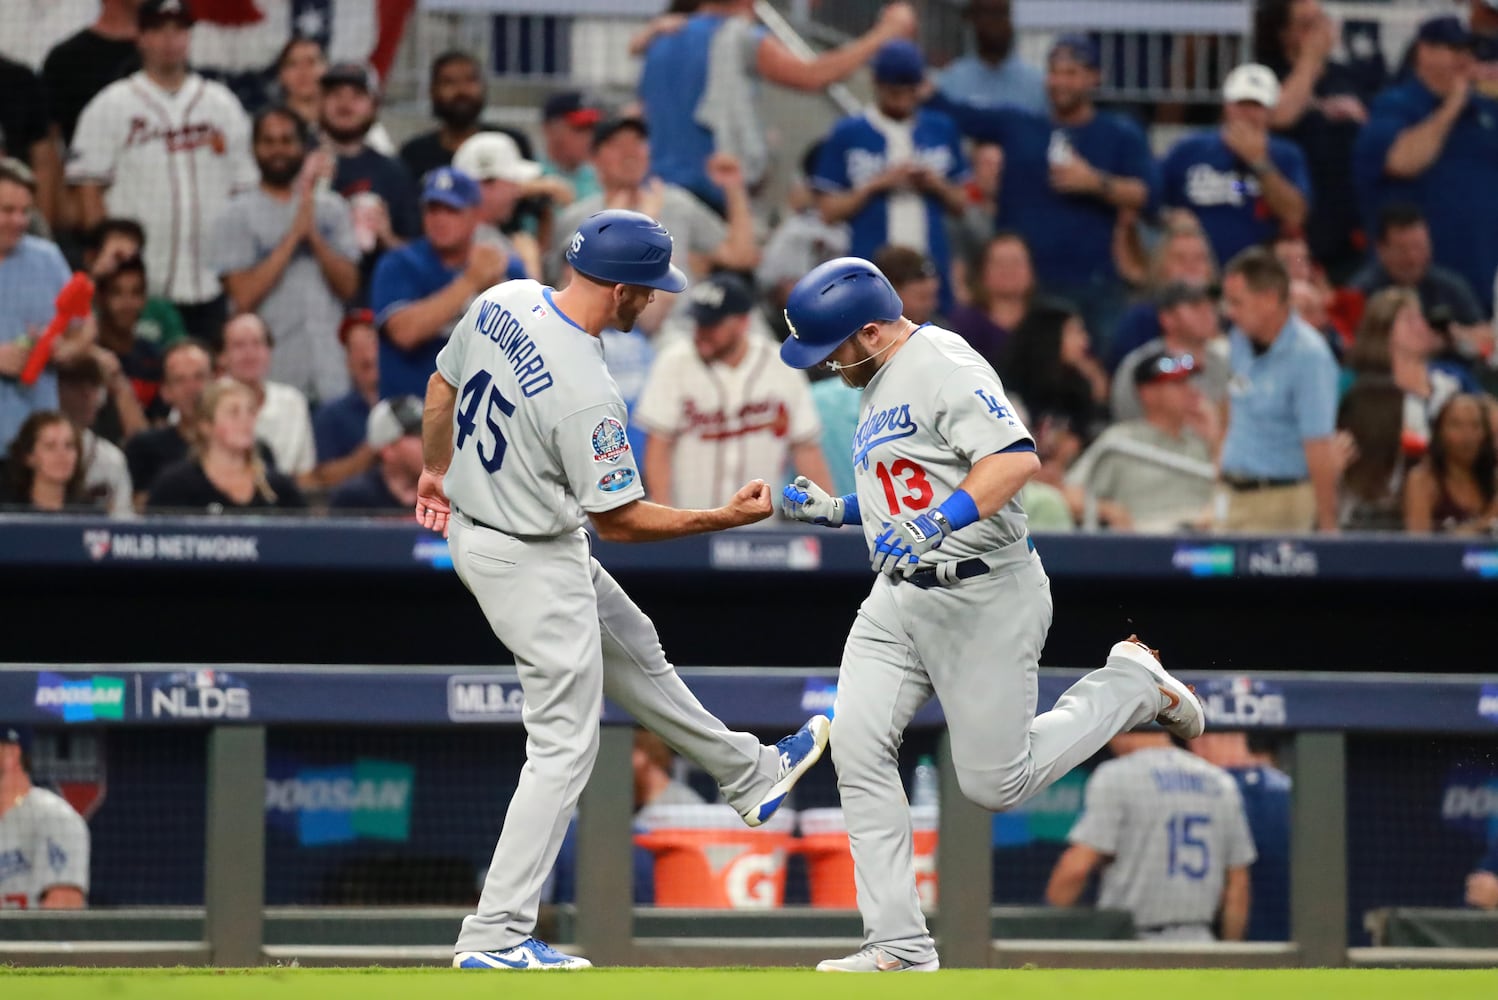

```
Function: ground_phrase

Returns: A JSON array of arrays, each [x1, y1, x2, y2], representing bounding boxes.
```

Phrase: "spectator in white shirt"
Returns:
[[216, 313, 315, 478]]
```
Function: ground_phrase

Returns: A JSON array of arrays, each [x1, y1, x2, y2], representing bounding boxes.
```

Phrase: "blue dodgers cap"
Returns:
[[873, 40, 926, 85], [781, 257, 905, 370], [1416, 15, 1472, 49], [420, 167, 481, 210], [566, 209, 688, 293], [1050, 33, 1101, 69]]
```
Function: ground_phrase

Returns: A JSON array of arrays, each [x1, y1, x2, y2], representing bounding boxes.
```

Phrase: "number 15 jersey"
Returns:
[[851, 325, 1033, 566], [436, 279, 645, 538]]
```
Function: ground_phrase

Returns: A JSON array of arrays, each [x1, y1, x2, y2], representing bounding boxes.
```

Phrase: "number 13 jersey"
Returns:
[[851, 325, 1034, 566], [436, 279, 645, 538]]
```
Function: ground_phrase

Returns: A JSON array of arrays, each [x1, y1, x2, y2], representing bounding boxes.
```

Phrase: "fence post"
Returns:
[[1290, 731, 1347, 967], [204, 725, 265, 967], [937, 729, 993, 967], [576, 724, 635, 966]]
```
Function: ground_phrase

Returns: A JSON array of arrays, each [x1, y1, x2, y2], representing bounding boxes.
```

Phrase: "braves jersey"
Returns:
[[0, 788, 90, 909], [435, 280, 645, 537], [1068, 747, 1256, 934], [67, 71, 257, 304], [634, 334, 821, 509], [852, 325, 1032, 566]]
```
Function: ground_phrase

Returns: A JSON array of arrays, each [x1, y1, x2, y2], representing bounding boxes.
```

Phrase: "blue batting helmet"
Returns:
[[565, 210, 688, 293], [780, 257, 905, 369]]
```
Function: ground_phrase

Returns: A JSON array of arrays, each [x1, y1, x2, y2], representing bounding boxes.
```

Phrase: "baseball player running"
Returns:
[[778, 257, 1204, 972], [416, 209, 829, 971]]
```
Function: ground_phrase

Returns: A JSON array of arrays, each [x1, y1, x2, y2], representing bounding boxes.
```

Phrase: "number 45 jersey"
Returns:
[[851, 325, 1034, 566], [436, 279, 645, 538]]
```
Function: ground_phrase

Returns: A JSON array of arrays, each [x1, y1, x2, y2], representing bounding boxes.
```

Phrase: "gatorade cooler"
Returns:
[[798, 806, 939, 910], [633, 803, 795, 909]]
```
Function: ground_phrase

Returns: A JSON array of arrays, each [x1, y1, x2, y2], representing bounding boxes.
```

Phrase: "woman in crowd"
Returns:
[[946, 231, 1036, 370], [999, 302, 1110, 447], [1106, 213, 1218, 370], [274, 36, 328, 133], [3, 411, 89, 513], [1336, 377, 1405, 531], [1404, 394, 1498, 534], [148, 378, 305, 514]]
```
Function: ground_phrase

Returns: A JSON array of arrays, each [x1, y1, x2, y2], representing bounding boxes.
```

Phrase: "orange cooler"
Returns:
[[633, 803, 796, 909], [798, 806, 939, 910]]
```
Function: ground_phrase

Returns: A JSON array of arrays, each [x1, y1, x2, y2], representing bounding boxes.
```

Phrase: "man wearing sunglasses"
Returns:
[[1067, 350, 1218, 532]]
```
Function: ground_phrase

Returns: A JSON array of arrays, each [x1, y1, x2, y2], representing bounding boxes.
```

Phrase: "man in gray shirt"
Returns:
[[213, 106, 360, 402], [1046, 731, 1255, 941], [0, 727, 90, 909], [1112, 282, 1229, 422], [1067, 351, 1217, 532]]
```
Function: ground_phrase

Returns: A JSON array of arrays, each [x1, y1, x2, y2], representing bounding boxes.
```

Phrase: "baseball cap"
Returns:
[[1223, 63, 1281, 108], [543, 91, 603, 129], [420, 167, 481, 210], [338, 308, 376, 346], [367, 395, 425, 449], [453, 132, 542, 185], [1416, 15, 1472, 49], [593, 115, 649, 150], [688, 273, 756, 327], [139, 0, 195, 30], [1050, 34, 1100, 70], [321, 62, 379, 95], [873, 40, 925, 85], [1, 726, 30, 754], [1155, 281, 1213, 311], [1133, 351, 1199, 387]]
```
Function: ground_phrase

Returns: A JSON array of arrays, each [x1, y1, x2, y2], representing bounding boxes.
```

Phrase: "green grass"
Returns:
[[2, 969, 1495, 1000]]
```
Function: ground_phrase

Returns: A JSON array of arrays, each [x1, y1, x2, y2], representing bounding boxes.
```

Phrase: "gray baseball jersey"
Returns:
[[1069, 746, 1256, 935], [435, 279, 645, 536], [826, 323, 1167, 966], [0, 788, 90, 908], [851, 325, 1032, 566]]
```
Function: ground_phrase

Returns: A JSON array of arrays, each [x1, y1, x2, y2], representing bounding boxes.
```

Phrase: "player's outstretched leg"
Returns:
[[589, 557, 828, 825]]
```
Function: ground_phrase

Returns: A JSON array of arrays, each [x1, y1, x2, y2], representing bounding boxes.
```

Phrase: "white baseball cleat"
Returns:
[[741, 714, 831, 827], [816, 945, 940, 972], [453, 938, 592, 970], [1113, 635, 1205, 739]]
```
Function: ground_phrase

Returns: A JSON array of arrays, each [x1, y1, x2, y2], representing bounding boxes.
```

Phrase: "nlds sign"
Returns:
[[1199, 676, 1287, 728], [151, 670, 252, 720]]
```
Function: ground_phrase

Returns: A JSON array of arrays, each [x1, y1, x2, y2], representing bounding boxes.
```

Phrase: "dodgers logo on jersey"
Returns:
[[591, 417, 631, 464], [974, 389, 1019, 426], [851, 404, 917, 468], [598, 468, 636, 493]]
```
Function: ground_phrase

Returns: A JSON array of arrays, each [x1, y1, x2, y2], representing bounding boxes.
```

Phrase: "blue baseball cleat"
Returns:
[[741, 714, 831, 827], [453, 938, 592, 970]]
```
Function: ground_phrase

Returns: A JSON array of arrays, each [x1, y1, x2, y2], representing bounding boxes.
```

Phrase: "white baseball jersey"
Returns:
[[0, 788, 91, 909], [436, 279, 645, 536], [68, 71, 257, 304], [634, 335, 822, 509], [1069, 746, 1256, 935], [852, 325, 1033, 566]]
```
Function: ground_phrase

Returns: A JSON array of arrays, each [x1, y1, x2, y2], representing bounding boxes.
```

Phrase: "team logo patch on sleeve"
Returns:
[[590, 418, 631, 463], [598, 468, 637, 493]]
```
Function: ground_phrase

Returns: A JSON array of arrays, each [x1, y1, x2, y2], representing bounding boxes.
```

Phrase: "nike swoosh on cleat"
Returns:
[[1159, 686, 1180, 712], [874, 953, 905, 971]]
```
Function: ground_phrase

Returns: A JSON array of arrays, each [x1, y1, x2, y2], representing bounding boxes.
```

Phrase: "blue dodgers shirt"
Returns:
[[370, 237, 526, 399], [0, 235, 71, 451], [812, 108, 969, 308], [1161, 130, 1312, 265], [1230, 764, 1291, 942], [1220, 314, 1339, 480], [1354, 79, 1498, 313], [638, 13, 767, 211], [927, 93, 1158, 288]]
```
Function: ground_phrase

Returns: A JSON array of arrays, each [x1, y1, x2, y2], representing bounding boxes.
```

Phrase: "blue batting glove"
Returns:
[[781, 476, 845, 526], [871, 513, 952, 578]]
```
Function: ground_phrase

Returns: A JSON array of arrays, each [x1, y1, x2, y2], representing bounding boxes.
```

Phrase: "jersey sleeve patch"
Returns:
[[597, 468, 637, 493], [590, 417, 631, 464]]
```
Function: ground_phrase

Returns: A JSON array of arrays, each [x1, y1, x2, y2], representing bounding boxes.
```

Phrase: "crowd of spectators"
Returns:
[[3, 0, 1498, 536]]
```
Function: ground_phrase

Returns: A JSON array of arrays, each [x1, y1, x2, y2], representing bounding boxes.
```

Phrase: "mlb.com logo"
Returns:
[[1479, 684, 1498, 724], [800, 679, 838, 717], [1199, 676, 1287, 727], [448, 676, 526, 723], [266, 758, 415, 847], [34, 673, 126, 723]]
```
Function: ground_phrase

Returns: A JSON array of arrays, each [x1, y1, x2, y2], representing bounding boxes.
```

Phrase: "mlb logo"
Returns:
[[83, 530, 111, 561], [193, 670, 217, 689], [532, 304, 548, 318], [1230, 677, 1253, 695]]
